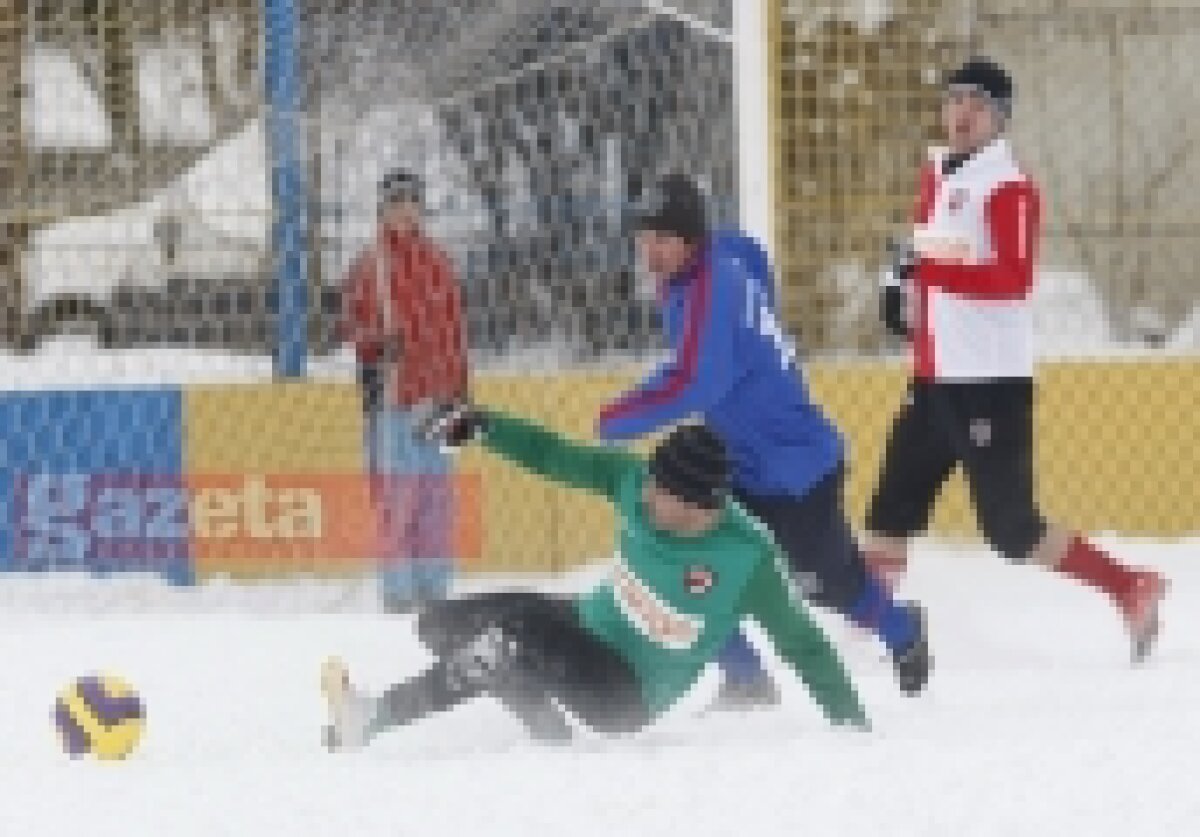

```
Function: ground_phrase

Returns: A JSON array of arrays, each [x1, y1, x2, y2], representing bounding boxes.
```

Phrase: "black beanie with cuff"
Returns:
[[649, 424, 731, 511]]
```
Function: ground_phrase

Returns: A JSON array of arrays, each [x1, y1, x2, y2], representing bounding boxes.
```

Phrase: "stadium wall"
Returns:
[[0, 359, 1193, 582], [473, 359, 1200, 571]]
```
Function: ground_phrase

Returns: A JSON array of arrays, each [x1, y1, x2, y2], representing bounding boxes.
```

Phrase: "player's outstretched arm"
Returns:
[[425, 403, 639, 502], [741, 549, 870, 729], [482, 410, 642, 501]]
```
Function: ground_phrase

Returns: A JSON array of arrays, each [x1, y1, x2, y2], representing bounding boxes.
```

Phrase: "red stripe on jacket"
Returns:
[[918, 180, 1041, 300], [910, 163, 1041, 380], [598, 257, 712, 425], [913, 163, 939, 380]]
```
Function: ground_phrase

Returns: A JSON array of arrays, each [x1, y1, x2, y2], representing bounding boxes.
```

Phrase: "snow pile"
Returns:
[[1170, 303, 1200, 352], [1033, 271, 1118, 357], [0, 339, 358, 391], [25, 47, 112, 148], [23, 118, 268, 309]]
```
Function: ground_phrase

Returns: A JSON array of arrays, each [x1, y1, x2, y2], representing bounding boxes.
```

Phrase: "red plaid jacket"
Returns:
[[342, 229, 468, 407]]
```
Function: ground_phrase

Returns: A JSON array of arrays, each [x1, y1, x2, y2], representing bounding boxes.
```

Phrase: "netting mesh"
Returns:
[[11, 1, 1197, 362], [770, 0, 961, 352], [7, 0, 265, 351], [770, 0, 1200, 355], [973, 2, 1200, 350], [306, 0, 737, 363], [0, 1, 1195, 596]]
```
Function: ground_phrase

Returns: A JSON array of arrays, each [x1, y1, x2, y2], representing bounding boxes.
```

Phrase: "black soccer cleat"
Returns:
[[892, 604, 931, 696]]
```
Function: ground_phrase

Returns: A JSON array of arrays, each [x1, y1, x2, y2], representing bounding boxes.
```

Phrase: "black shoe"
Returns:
[[499, 692, 574, 744], [893, 604, 931, 696], [708, 676, 782, 712]]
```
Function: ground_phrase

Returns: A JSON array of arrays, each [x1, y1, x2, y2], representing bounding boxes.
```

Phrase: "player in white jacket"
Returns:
[[871, 58, 1167, 663]]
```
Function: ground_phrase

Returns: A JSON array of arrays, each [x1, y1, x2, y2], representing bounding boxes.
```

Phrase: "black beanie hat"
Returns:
[[379, 168, 424, 207], [649, 423, 731, 511], [946, 57, 1014, 118], [633, 174, 709, 242]]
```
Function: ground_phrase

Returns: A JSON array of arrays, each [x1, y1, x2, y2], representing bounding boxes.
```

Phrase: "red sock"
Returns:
[[1056, 535, 1138, 609]]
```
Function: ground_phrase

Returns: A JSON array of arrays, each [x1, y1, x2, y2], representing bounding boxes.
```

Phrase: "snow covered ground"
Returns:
[[0, 337, 361, 391], [0, 538, 1195, 837]]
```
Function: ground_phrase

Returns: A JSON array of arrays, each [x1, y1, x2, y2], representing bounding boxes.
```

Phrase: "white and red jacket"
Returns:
[[910, 138, 1040, 381]]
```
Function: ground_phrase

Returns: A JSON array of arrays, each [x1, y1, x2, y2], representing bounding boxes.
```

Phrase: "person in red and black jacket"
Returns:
[[870, 58, 1167, 663], [342, 169, 469, 613]]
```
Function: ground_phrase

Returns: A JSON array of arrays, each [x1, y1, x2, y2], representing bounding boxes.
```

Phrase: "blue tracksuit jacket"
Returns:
[[597, 231, 843, 499]]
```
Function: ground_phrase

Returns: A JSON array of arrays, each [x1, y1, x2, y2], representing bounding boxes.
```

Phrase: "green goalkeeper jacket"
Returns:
[[478, 410, 868, 727]]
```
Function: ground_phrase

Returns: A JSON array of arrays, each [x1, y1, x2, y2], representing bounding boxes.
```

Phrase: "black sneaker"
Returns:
[[893, 604, 931, 696], [708, 676, 782, 712], [498, 690, 574, 744]]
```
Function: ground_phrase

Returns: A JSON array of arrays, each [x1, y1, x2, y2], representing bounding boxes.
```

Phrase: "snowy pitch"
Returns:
[[1, 539, 1196, 837]]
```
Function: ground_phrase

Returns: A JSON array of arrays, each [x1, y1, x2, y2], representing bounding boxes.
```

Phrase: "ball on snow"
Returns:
[[53, 674, 145, 760]]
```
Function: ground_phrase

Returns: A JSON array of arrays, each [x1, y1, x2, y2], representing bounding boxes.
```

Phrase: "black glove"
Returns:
[[880, 239, 916, 340], [417, 400, 488, 448], [357, 361, 385, 414], [881, 285, 910, 340]]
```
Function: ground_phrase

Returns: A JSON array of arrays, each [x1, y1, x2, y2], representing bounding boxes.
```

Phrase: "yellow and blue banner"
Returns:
[[0, 359, 1194, 583], [0, 383, 480, 583]]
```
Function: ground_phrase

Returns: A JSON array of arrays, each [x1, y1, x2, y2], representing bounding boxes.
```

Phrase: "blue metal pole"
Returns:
[[264, 0, 308, 378]]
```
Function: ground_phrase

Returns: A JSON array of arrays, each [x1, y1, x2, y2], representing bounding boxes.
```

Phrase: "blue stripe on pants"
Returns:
[[717, 629, 768, 685]]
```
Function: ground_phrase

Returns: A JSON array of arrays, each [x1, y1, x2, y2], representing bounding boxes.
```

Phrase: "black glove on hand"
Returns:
[[881, 286, 910, 340], [417, 401, 488, 448], [357, 362, 385, 414], [880, 239, 916, 340]]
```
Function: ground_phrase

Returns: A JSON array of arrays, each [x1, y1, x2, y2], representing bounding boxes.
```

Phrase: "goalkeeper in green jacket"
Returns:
[[321, 405, 869, 748]]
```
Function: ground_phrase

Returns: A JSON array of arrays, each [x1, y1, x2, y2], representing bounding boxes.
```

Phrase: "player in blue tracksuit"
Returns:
[[599, 175, 930, 704]]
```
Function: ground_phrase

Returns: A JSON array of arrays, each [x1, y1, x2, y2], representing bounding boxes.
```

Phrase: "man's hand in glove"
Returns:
[[416, 401, 488, 448]]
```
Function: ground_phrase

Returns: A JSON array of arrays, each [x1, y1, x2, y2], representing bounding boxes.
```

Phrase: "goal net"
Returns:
[[0, 0, 1196, 610], [307, 0, 740, 364], [0, 0, 745, 607]]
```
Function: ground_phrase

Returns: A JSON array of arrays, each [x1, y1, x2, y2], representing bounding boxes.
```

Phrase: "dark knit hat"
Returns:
[[945, 57, 1014, 118], [633, 174, 709, 241], [379, 168, 424, 207], [649, 423, 731, 511]]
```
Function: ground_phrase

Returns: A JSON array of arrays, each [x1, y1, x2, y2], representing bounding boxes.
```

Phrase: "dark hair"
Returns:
[[632, 173, 709, 242], [945, 57, 1014, 118], [378, 168, 424, 207]]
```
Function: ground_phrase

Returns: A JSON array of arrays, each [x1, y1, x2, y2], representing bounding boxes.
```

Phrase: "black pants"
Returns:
[[866, 380, 1047, 563], [734, 468, 869, 612], [377, 593, 651, 739]]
